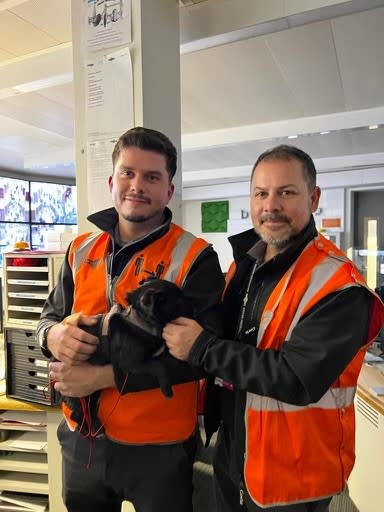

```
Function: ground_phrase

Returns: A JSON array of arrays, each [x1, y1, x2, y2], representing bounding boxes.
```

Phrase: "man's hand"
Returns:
[[49, 362, 115, 397], [162, 317, 203, 360], [47, 315, 99, 365]]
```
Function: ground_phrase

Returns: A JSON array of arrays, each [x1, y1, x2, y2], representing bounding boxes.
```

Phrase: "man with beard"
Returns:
[[163, 145, 384, 512], [36, 127, 224, 512]]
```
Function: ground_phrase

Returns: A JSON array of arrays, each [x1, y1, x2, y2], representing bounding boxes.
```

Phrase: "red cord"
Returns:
[[47, 374, 129, 468], [80, 373, 129, 469], [44, 378, 56, 400], [90, 373, 129, 438]]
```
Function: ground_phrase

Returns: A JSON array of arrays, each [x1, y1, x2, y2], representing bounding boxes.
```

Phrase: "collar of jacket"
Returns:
[[86, 206, 173, 248], [228, 228, 260, 261]]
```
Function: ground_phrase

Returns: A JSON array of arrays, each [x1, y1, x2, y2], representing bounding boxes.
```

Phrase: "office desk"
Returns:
[[348, 363, 384, 512]]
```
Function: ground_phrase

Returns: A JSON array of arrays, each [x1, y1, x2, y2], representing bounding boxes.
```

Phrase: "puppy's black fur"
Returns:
[[62, 278, 191, 435]]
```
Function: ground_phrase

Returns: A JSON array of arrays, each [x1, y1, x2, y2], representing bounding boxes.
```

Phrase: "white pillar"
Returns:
[[71, 0, 182, 231]]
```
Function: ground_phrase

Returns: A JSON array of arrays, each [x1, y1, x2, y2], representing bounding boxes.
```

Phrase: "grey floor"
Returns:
[[193, 433, 359, 512]]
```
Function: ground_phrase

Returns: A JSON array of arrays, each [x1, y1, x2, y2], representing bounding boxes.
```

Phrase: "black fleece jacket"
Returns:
[[37, 207, 224, 393]]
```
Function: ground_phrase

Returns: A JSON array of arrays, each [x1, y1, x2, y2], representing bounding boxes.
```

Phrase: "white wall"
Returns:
[[182, 196, 251, 272], [182, 165, 384, 271]]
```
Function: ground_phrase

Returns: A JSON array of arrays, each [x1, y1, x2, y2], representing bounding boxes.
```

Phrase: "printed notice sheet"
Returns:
[[86, 47, 133, 136], [85, 0, 132, 51]]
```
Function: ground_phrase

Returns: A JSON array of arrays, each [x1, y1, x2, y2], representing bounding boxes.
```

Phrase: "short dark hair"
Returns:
[[251, 145, 317, 190], [112, 127, 177, 180]]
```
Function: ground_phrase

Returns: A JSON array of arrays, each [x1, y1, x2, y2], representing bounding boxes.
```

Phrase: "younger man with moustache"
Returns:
[[164, 145, 384, 512], [37, 127, 224, 512]]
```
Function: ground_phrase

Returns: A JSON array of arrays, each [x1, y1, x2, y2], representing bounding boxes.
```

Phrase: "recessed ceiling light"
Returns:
[[12, 72, 73, 93], [288, 135, 298, 139], [320, 131, 330, 135], [368, 124, 379, 130]]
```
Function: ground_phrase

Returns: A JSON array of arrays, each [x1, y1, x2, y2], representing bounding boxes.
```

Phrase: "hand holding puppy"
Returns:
[[163, 317, 203, 361], [47, 313, 99, 365]]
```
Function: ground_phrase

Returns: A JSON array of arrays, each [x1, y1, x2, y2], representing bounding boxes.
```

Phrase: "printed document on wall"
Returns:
[[86, 47, 133, 214], [86, 48, 133, 136], [85, 0, 132, 51], [87, 137, 118, 214]]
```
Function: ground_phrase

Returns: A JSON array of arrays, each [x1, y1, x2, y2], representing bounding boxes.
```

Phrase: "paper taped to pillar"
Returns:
[[84, 0, 132, 51], [201, 201, 229, 233], [86, 48, 134, 214], [87, 137, 118, 214], [86, 48, 133, 136]]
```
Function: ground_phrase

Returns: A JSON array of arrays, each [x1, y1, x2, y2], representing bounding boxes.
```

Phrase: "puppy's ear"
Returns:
[[126, 287, 140, 306], [139, 275, 157, 285]]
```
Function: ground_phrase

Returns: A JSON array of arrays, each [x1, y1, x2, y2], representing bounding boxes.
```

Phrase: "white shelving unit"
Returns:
[[0, 410, 48, 506], [3, 251, 64, 407], [0, 404, 65, 511], [3, 251, 64, 329], [1, 251, 66, 511], [0, 452, 48, 474]]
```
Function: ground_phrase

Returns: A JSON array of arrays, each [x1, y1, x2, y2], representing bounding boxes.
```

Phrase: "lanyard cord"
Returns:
[[235, 261, 258, 339]]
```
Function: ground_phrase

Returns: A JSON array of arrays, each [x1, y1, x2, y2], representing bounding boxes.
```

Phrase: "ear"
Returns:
[[108, 175, 113, 192], [167, 183, 174, 204], [310, 186, 321, 213]]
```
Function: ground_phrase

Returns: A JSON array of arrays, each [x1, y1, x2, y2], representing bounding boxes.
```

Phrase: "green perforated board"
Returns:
[[201, 200, 229, 232]]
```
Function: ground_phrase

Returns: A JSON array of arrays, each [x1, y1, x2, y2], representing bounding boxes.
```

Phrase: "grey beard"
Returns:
[[259, 232, 294, 249]]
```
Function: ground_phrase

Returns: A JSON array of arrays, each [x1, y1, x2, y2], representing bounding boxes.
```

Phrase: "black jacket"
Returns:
[[37, 206, 225, 393]]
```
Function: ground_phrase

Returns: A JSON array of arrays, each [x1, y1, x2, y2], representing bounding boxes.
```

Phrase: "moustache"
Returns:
[[260, 213, 290, 224], [124, 194, 150, 204]]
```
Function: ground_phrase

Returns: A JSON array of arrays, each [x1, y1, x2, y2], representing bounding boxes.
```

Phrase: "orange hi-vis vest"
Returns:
[[63, 223, 210, 444], [229, 235, 384, 508]]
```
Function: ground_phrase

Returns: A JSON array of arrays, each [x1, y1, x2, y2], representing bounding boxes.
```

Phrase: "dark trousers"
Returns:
[[213, 425, 332, 512], [58, 420, 195, 512]]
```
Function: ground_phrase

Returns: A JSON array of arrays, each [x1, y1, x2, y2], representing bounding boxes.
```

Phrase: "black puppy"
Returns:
[[61, 278, 191, 435]]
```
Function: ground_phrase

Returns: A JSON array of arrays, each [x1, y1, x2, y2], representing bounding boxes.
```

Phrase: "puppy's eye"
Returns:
[[143, 295, 152, 305]]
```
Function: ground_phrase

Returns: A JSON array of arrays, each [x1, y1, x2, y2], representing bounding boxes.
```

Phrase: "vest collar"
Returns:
[[87, 207, 172, 238]]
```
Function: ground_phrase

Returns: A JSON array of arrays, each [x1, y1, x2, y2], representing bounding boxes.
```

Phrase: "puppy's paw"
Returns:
[[62, 312, 82, 326], [159, 382, 173, 399], [163, 388, 173, 399]]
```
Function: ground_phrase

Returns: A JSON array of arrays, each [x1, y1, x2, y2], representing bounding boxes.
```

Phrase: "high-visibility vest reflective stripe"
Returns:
[[239, 234, 384, 507], [63, 224, 210, 443], [223, 260, 237, 299], [246, 385, 356, 412]]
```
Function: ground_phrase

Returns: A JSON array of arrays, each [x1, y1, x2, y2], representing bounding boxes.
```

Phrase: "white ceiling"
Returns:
[[0, 0, 383, 190]]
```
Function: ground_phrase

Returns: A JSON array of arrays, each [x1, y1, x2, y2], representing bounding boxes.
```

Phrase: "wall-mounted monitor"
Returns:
[[0, 177, 30, 222], [31, 224, 77, 250], [30, 182, 77, 224], [0, 222, 31, 266], [0, 177, 78, 266]]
